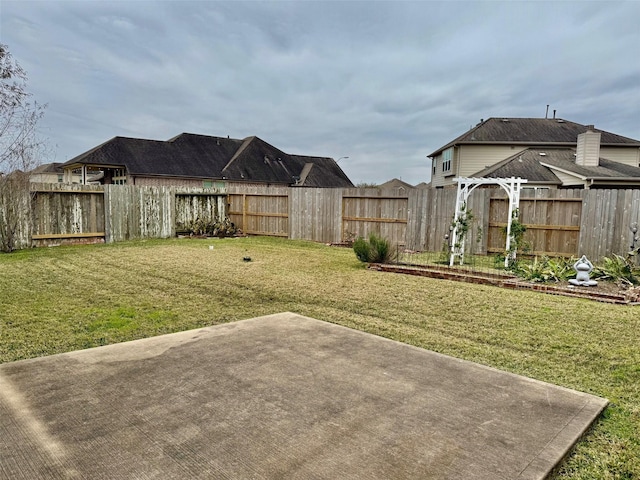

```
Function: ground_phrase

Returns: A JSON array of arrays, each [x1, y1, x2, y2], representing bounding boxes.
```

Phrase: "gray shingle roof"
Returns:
[[30, 162, 65, 174], [541, 156, 640, 179], [429, 118, 640, 157], [472, 147, 640, 184], [378, 178, 416, 189], [62, 134, 354, 187]]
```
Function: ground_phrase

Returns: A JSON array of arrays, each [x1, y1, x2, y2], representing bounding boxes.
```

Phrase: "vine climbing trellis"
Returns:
[[449, 177, 528, 268]]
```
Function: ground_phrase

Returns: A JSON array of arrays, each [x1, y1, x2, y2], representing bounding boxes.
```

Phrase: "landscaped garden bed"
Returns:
[[371, 263, 639, 304]]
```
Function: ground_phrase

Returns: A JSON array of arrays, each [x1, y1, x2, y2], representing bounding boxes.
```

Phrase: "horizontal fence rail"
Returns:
[[2, 182, 640, 261]]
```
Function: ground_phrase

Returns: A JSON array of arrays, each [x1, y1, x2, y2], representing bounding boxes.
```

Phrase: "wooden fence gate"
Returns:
[[227, 193, 289, 237]]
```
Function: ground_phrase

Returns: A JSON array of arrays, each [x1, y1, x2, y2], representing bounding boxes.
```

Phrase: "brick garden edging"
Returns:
[[369, 263, 636, 305]]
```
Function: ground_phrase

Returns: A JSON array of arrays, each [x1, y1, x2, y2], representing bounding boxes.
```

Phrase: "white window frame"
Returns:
[[112, 168, 127, 185], [442, 147, 453, 173]]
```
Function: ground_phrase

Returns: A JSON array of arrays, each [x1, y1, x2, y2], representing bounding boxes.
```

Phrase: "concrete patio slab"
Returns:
[[0, 312, 607, 479]]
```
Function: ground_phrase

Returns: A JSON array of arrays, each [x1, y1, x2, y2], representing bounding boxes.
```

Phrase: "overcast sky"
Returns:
[[1, 1, 639, 184]]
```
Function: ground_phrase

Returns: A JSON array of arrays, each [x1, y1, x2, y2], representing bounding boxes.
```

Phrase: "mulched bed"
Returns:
[[369, 263, 639, 305]]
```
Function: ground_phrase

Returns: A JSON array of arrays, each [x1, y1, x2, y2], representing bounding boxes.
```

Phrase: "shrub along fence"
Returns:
[[2, 182, 640, 261]]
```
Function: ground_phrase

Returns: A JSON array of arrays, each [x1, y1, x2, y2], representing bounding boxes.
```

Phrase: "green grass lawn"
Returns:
[[1, 236, 638, 479]]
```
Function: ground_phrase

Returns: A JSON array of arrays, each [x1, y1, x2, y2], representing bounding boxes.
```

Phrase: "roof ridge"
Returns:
[[222, 136, 255, 173], [297, 163, 314, 186]]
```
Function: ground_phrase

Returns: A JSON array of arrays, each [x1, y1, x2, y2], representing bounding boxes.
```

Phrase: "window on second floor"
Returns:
[[442, 148, 453, 173]]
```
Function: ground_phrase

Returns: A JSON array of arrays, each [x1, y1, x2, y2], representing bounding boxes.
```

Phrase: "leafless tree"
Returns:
[[0, 44, 47, 252]]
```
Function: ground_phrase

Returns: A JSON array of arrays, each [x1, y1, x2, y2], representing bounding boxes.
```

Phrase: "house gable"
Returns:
[[379, 178, 415, 190], [289, 155, 353, 187], [221, 136, 297, 184]]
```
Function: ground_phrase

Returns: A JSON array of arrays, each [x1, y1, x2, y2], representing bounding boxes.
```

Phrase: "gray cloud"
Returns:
[[2, 0, 639, 184]]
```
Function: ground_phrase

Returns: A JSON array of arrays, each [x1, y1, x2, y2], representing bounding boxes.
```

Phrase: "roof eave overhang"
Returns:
[[130, 173, 220, 180], [63, 162, 126, 170], [428, 141, 576, 158], [224, 178, 291, 186], [589, 177, 640, 186], [520, 180, 562, 186], [539, 162, 588, 181]]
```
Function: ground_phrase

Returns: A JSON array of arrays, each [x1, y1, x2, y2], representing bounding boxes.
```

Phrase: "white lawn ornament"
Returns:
[[569, 255, 598, 287]]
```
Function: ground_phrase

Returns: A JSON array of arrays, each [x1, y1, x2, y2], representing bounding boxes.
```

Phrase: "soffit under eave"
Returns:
[[589, 177, 640, 186], [63, 162, 126, 170], [428, 141, 578, 158]]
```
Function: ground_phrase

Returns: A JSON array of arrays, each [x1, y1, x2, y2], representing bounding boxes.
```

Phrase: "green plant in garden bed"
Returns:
[[451, 202, 474, 250], [512, 256, 576, 283], [353, 233, 397, 264], [593, 254, 639, 286]]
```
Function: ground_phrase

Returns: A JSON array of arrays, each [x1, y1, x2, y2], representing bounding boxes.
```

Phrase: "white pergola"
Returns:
[[449, 177, 528, 268]]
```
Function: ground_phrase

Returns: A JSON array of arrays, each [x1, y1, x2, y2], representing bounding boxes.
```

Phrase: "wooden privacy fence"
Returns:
[[4, 183, 640, 260], [15, 183, 227, 248], [226, 186, 640, 261]]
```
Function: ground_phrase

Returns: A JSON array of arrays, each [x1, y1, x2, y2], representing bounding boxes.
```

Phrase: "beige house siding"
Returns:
[[600, 147, 640, 167], [430, 148, 457, 187], [30, 173, 62, 184], [429, 153, 445, 187], [431, 145, 526, 187], [458, 145, 527, 178], [549, 170, 586, 188], [430, 156, 440, 187]]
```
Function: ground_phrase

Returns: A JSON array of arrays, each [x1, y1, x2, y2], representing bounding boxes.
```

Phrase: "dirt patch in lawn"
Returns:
[[370, 263, 640, 305]]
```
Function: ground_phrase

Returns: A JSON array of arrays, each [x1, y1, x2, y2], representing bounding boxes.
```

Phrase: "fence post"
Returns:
[[242, 194, 247, 232], [104, 185, 111, 243]]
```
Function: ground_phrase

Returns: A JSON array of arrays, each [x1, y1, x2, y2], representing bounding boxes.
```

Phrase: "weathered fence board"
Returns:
[[341, 189, 408, 246], [175, 188, 226, 233], [579, 189, 640, 260], [30, 183, 105, 246], [405, 188, 429, 251], [0, 177, 32, 251], [487, 189, 584, 257], [289, 188, 342, 243]]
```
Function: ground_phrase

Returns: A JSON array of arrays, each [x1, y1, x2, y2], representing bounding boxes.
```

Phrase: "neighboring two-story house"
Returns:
[[428, 118, 640, 188], [61, 133, 354, 188]]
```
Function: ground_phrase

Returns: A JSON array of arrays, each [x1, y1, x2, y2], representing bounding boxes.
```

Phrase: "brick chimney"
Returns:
[[576, 128, 600, 167]]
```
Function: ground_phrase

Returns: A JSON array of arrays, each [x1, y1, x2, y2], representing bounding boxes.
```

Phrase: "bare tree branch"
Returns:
[[0, 44, 47, 251]]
